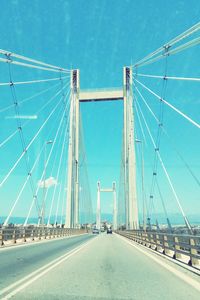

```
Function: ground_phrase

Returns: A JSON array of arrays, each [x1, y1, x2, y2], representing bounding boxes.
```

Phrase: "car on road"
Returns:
[[107, 228, 112, 234], [100, 226, 105, 232], [92, 228, 99, 234]]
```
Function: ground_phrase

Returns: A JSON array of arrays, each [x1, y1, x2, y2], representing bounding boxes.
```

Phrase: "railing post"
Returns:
[[0, 229, 4, 246], [139, 231, 142, 243], [146, 232, 151, 248], [13, 229, 16, 244], [149, 233, 155, 249], [188, 238, 199, 266], [137, 231, 141, 243], [143, 232, 148, 247], [163, 235, 170, 255], [141, 231, 146, 246], [156, 234, 162, 252], [31, 229, 34, 241], [130, 230, 133, 240], [38, 228, 41, 240], [131, 230, 133, 241], [173, 236, 182, 260], [23, 228, 26, 242], [44, 228, 46, 239]]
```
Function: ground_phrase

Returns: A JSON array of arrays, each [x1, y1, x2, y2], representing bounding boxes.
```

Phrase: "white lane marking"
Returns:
[[0, 237, 95, 299], [116, 234, 200, 292], [0, 233, 88, 252]]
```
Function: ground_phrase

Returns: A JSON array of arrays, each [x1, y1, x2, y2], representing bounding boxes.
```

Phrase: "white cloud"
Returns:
[[38, 176, 58, 188], [5, 115, 38, 120]]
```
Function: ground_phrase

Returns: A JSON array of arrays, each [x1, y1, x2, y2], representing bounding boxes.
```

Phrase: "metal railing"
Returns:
[[116, 230, 200, 268], [0, 227, 87, 247]]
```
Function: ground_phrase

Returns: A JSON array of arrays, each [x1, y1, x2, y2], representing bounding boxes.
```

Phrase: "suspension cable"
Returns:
[[38, 91, 69, 225], [134, 37, 200, 69], [0, 49, 70, 72], [135, 99, 193, 233], [0, 81, 63, 114], [0, 82, 69, 150], [40, 73, 70, 225], [0, 93, 64, 188], [135, 78, 200, 129], [133, 73, 200, 82], [59, 128, 70, 227], [0, 57, 69, 74], [24, 95, 70, 226], [133, 22, 200, 68], [0, 76, 69, 87], [47, 90, 71, 226], [134, 83, 200, 187], [47, 115, 69, 226], [3, 142, 46, 226], [43, 120, 66, 225]]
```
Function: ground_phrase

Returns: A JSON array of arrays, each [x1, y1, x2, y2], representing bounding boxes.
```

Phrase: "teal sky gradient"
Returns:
[[0, 0, 199, 225]]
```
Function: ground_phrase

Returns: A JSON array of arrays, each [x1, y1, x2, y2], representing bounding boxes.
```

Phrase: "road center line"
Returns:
[[1, 236, 95, 299], [116, 233, 200, 292]]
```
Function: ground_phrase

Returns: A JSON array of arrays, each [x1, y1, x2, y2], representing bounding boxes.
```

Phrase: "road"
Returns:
[[0, 234, 94, 294], [0, 233, 200, 299]]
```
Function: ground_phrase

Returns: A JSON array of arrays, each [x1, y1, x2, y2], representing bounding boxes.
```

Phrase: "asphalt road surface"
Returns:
[[0, 234, 94, 294], [1, 233, 200, 299]]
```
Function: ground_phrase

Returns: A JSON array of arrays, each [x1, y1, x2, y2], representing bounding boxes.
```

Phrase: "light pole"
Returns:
[[135, 139, 146, 231], [41, 140, 53, 226]]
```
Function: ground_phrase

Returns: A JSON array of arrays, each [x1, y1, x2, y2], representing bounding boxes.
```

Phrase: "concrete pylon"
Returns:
[[113, 182, 117, 230], [96, 181, 101, 230], [65, 70, 80, 228], [96, 181, 117, 230], [123, 67, 138, 230]]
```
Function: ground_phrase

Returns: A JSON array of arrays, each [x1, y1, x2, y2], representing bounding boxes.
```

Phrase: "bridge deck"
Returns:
[[1, 233, 199, 299]]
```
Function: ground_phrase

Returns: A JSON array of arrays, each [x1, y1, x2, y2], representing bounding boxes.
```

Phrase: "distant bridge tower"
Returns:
[[96, 181, 101, 230], [96, 181, 117, 230]]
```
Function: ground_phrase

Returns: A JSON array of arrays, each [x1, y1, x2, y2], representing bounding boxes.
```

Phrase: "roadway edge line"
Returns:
[[0, 236, 96, 299], [114, 233, 200, 276], [115, 233, 200, 292]]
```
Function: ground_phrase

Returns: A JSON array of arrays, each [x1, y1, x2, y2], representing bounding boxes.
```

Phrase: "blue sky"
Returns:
[[0, 0, 199, 225]]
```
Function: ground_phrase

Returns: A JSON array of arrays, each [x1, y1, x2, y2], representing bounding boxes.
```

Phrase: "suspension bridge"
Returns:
[[0, 22, 200, 299]]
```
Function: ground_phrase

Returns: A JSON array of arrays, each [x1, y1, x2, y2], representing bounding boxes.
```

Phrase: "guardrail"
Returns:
[[116, 230, 200, 268], [0, 227, 88, 247]]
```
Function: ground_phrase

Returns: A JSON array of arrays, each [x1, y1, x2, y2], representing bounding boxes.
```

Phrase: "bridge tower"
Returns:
[[96, 181, 118, 230], [66, 67, 138, 230], [123, 67, 138, 230], [96, 181, 101, 230], [65, 70, 80, 228]]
